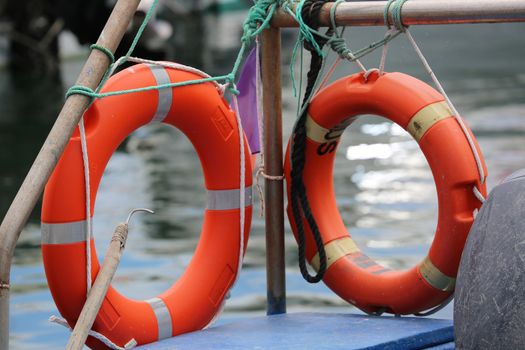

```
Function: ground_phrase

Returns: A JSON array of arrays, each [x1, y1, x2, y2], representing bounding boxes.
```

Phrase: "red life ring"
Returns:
[[41, 64, 253, 348], [284, 71, 486, 315]]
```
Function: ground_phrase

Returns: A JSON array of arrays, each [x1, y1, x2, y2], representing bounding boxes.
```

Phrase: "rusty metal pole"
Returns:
[[0, 0, 141, 348], [272, 0, 525, 27], [261, 26, 286, 315]]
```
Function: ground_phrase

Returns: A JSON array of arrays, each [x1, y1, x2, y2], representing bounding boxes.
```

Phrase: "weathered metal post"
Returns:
[[261, 26, 287, 315], [0, 0, 141, 348]]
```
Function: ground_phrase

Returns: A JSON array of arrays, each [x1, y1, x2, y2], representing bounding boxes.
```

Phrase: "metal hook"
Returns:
[[126, 208, 154, 225]]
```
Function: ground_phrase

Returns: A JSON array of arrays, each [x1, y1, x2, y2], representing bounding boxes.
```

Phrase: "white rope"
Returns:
[[379, 28, 397, 74], [363, 68, 380, 82], [473, 186, 486, 203], [191, 80, 247, 329], [49, 315, 137, 350], [122, 56, 226, 93], [252, 40, 285, 217], [255, 39, 268, 218], [255, 39, 264, 160], [231, 90, 246, 282], [404, 29, 487, 201], [317, 56, 342, 93], [353, 57, 367, 73], [79, 117, 92, 294]]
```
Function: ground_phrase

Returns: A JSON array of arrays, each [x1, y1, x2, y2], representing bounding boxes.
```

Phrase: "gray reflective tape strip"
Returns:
[[41, 220, 91, 244], [145, 297, 173, 340], [206, 186, 253, 211], [147, 65, 172, 122], [352, 253, 379, 269]]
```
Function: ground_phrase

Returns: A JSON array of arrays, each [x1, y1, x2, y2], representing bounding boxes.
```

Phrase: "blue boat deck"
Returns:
[[136, 312, 454, 349]]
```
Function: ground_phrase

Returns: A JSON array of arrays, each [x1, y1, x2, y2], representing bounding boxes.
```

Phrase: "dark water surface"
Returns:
[[2, 13, 525, 349]]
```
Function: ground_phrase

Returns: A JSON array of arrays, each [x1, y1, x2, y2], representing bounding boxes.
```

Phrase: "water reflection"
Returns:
[[0, 71, 64, 224]]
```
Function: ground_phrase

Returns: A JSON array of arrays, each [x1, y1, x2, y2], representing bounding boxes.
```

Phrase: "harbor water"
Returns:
[[2, 11, 525, 349]]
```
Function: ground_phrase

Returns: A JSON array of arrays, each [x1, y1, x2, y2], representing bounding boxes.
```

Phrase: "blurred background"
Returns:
[[1, 0, 525, 348]]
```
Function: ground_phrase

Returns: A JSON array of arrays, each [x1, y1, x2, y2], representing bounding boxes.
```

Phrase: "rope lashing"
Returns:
[[255, 167, 285, 218], [328, 0, 401, 67], [67, 75, 234, 99], [293, 0, 328, 57], [327, 0, 361, 65], [90, 44, 115, 64], [0, 282, 9, 290], [384, 0, 409, 31]]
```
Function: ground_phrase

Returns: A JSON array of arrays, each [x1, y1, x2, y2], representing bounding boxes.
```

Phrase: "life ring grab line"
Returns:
[[41, 63, 253, 348]]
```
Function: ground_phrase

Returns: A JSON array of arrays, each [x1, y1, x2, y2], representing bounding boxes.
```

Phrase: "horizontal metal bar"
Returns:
[[272, 0, 525, 27]]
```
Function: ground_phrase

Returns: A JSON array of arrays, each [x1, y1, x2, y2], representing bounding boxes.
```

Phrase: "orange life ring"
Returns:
[[41, 64, 253, 349], [284, 71, 487, 315]]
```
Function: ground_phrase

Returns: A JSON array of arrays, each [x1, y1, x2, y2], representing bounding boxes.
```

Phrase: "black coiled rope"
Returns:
[[291, 0, 334, 283]]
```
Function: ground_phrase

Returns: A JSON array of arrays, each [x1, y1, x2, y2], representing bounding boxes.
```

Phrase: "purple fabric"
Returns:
[[234, 47, 261, 154]]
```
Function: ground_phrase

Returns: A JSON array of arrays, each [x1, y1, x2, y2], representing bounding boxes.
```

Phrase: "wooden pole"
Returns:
[[0, 1, 141, 348], [272, 0, 525, 27], [66, 223, 131, 350], [261, 27, 286, 315]]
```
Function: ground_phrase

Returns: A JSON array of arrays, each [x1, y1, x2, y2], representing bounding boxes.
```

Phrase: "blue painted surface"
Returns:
[[426, 342, 455, 350], [137, 312, 454, 350]]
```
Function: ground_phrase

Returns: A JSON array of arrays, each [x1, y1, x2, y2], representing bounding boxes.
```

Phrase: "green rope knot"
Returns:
[[89, 44, 115, 64], [329, 36, 356, 61], [225, 74, 240, 95], [228, 86, 240, 95], [294, 1, 327, 58], [384, 0, 409, 31], [66, 85, 97, 100], [241, 0, 278, 43]]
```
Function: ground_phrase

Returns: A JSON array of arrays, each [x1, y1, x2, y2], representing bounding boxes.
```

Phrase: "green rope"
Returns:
[[90, 44, 115, 64], [67, 75, 233, 99], [290, 35, 302, 97], [66, 0, 278, 100], [350, 30, 402, 60], [67, 0, 407, 103], [283, 1, 334, 58], [327, 0, 353, 60], [384, 0, 409, 31], [125, 0, 159, 59]]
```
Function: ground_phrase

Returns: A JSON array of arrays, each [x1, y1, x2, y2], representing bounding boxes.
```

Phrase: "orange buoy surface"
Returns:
[[41, 64, 252, 349], [284, 71, 487, 315]]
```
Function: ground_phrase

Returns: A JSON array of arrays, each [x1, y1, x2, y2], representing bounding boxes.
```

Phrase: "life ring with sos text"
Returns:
[[284, 70, 486, 315]]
